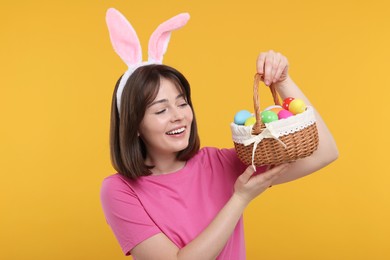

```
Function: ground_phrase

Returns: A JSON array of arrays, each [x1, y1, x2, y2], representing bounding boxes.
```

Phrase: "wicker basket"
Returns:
[[231, 73, 319, 167]]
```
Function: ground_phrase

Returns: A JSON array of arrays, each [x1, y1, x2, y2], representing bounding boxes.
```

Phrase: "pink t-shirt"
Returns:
[[100, 147, 266, 259]]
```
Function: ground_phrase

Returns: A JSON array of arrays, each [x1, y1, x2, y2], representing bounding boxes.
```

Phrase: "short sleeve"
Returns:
[[217, 148, 247, 173], [100, 175, 161, 256], [214, 148, 269, 175]]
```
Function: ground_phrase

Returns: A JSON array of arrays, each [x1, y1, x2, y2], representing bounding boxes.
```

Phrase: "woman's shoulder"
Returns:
[[102, 173, 127, 186], [101, 174, 136, 199]]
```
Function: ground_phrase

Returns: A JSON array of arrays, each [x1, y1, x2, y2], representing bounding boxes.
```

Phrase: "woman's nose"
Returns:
[[171, 107, 184, 121]]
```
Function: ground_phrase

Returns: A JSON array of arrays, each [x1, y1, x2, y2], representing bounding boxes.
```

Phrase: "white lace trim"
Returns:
[[231, 106, 316, 143]]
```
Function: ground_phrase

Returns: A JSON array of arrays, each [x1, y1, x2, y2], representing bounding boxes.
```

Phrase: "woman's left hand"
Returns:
[[256, 50, 289, 86]]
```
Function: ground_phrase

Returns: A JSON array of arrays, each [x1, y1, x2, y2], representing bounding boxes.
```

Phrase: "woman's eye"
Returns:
[[155, 109, 166, 115], [179, 102, 188, 107]]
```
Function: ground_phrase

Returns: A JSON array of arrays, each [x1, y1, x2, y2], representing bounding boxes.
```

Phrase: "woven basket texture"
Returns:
[[233, 74, 319, 166]]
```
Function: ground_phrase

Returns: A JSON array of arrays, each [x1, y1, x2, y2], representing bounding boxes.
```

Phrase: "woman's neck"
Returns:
[[145, 153, 186, 175]]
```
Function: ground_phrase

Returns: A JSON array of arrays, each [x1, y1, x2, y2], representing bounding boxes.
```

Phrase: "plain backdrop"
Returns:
[[1, 0, 389, 259]]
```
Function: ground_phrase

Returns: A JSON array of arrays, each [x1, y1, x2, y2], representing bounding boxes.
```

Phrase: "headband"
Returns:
[[105, 8, 190, 112]]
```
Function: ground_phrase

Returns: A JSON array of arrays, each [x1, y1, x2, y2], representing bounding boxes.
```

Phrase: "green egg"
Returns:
[[261, 110, 278, 123]]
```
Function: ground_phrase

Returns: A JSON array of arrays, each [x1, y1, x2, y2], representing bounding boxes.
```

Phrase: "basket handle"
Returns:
[[252, 73, 281, 134]]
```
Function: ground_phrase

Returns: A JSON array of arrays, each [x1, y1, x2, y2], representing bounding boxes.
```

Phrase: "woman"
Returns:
[[100, 50, 339, 259]]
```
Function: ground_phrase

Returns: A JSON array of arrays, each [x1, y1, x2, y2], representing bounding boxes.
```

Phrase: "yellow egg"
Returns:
[[244, 116, 256, 126], [289, 99, 306, 114]]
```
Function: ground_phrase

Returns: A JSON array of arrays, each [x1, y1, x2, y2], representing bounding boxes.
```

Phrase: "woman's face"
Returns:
[[139, 77, 193, 159]]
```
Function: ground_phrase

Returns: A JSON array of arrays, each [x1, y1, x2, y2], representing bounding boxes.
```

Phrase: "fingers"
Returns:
[[234, 164, 290, 203], [256, 52, 266, 78], [273, 55, 288, 82], [256, 50, 288, 86], [263, 53, 274, 86], [252, 163, 290, 184], [238, 166, 256, 184], [240, 164, 288, 185]]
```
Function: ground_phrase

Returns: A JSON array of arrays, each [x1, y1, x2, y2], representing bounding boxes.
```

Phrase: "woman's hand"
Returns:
[[256, 50, 289, 86], [233, 164, 290, 204], [255, 51, 339, 186]]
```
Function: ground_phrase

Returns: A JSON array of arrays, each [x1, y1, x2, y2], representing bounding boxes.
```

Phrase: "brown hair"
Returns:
[[110, 64, 200, 179]]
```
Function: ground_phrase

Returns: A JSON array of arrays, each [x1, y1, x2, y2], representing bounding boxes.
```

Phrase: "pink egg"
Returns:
[[278, 109, 294, 120]]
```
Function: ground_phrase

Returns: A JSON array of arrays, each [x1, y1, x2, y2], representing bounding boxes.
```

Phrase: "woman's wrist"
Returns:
[[272, 75, 292, 91], [231, 192, 251, 209]]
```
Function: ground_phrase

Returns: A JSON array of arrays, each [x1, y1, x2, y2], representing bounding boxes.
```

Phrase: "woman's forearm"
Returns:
[[177, 194, 247, 260], [176, 164, 287, 259], [272, 76, 312, 105], [271, 76, 339, 184]]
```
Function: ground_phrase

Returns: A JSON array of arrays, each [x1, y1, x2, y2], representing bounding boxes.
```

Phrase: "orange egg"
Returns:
[[270, 107, 283, 114]]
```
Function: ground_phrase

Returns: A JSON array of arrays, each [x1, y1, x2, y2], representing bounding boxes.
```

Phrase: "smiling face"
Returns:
[[139, 77, 194, 160]]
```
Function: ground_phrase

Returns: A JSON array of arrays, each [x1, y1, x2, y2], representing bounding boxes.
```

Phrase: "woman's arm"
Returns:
[[131, 164, 290, 260], [257, 51, 339, 185]]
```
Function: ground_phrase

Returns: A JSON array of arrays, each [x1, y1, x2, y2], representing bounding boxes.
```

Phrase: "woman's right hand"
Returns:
[[233, 164, 290, 204]]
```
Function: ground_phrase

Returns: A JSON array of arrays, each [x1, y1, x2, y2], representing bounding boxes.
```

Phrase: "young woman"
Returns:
[[100, 50, 339, 259]]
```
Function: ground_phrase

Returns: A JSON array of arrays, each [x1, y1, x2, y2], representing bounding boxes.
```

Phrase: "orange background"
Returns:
[[1, 0, 389, 259]]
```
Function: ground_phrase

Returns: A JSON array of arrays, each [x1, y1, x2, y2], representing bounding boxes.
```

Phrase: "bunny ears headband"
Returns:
[[105, 8, 190, 112]]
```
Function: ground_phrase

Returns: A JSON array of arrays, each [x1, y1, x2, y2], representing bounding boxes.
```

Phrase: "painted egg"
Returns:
[[265, 105, 283, 115], [261, 110, 278, 123], [278, 109, 294, 119], [264, 105, 282, 111], [234, 110, 252, 125], [270, 107, 283, 114], [289, 99, 306, 114], [282, 97, 295, 110], [244, 116, 256, 126]]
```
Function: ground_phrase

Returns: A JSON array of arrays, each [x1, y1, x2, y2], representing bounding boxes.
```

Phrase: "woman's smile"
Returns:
[[166, 126, 186, 135]]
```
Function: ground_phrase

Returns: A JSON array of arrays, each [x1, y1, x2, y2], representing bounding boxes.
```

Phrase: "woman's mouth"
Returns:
[[166, 127, 186, 135]]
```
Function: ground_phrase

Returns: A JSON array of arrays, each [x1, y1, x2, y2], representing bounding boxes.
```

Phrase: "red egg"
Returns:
[[282, 97, 295, 110]]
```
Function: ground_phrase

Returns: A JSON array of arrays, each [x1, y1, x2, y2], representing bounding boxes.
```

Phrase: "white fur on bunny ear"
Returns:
[[148, 13, 190, 63], [106, 8, 142, 66]]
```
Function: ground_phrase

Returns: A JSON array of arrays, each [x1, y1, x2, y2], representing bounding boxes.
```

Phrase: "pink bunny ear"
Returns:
[[148, 13, 190, 62], [106, 8, 142, 66]]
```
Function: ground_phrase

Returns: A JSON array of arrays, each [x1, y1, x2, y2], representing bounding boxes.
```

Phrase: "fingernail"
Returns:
[[265, 80, 270, 85]]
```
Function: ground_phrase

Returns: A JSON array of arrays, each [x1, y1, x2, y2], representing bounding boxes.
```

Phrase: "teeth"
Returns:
[[166, 127, 185, 135]]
